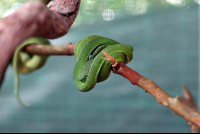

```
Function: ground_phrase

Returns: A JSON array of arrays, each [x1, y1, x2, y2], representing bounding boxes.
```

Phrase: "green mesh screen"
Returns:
[[0, 0, 199, 133]]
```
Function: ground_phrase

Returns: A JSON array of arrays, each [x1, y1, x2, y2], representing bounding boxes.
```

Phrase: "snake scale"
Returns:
[[12, 35, 133, 106], [12, 37, 50, 107], [73, 35, 133, 92]]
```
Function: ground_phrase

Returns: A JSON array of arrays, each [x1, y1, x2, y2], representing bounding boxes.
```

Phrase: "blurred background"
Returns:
[[0, 0, 199, 133]]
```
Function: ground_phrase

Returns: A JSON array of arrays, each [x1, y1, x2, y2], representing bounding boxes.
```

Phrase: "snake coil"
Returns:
[[73, 35, 133, 92], [12, 37, 50, 107]]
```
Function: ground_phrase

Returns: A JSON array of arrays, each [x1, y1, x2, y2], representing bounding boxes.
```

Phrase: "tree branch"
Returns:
[[102, 51, 200, 128], [24, 43, 75, 55], [6, 41, 200, 130], [0, 0, 81, 86]]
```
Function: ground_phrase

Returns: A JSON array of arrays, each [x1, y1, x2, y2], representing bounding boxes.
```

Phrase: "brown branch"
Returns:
[[180, 86, 198, 112], [24, 43, 75, 55], [102, 51, 200, 128], [0, 0, 81, 86], [180, 86, 200, 133]]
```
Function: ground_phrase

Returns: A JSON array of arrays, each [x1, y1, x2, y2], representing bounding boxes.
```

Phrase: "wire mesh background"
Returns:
[[0, 0, 199, 133]]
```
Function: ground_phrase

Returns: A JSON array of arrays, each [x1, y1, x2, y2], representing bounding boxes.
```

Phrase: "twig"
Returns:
[[0, 0, 81, 86], [102, 51, 200, 128], [180, 86, 200, 133], [180, 86, 198, 112], [24, 43, 75, 55]]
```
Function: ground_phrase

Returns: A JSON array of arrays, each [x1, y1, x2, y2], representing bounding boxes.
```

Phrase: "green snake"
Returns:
[[12, 37, 50, 107], [73, 35, 133, 92], [12, 35, 133, 106]]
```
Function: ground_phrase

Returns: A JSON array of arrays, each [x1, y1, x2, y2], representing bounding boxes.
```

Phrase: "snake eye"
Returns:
[[78, 73, 88, 81], [78, 74, 88, 83]]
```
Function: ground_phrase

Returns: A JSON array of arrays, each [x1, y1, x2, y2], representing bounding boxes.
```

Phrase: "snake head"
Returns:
[[78, 59, 94, 82], [73, 35, 133, 92], [78, 74, 88, 82]]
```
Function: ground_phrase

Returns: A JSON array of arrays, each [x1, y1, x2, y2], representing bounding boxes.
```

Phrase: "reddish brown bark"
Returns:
[[102, 51, 200, 128], [0, 0, 81, 86], [25, 43, 75, 55]]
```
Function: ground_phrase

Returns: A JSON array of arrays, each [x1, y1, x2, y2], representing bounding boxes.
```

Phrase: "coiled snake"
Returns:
[[12, 37, 50, 107], [73, 35, 133, 92], [12, 35, 133, 106]]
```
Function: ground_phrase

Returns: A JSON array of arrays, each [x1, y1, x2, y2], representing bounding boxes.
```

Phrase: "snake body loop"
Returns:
[[73, 35, 133, 92], [12, 37, 50, 107]]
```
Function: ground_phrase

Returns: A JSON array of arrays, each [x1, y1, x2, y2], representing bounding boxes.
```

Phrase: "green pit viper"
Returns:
[[73, 35, 133, 92], [12, 35, 133, 106]]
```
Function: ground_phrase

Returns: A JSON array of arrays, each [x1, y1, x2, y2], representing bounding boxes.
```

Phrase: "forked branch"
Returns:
[[180, 86, 200, 133], [102, 51, 200, 128]]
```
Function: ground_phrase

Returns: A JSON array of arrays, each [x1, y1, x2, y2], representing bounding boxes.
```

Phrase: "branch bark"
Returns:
[[24, 43, 75, 55], [0, 0, 81, 86], [1, 0, 199, 129], [5, 39, 200, 130], [102, 51, 200, 128]]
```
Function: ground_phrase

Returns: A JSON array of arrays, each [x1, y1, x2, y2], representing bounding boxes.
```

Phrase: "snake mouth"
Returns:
[[78, 74, 88, 82]]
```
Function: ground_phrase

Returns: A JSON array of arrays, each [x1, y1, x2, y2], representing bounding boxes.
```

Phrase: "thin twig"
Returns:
[[102, 51, 200, 128], [24, 43, 75, 55]]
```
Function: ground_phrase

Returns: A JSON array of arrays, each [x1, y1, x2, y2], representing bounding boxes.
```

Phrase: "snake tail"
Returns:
[[12, 37, 51, 107]]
